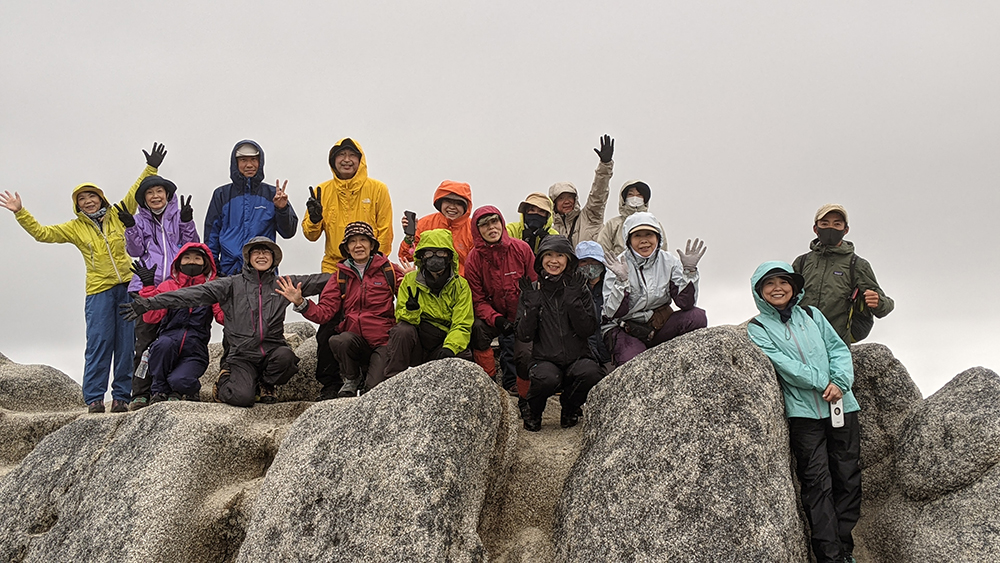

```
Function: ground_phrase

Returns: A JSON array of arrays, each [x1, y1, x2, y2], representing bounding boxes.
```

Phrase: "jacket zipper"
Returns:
[[97, 224, 124, 282], [257, 272, 266, 357], [787, 322, 823, 417]]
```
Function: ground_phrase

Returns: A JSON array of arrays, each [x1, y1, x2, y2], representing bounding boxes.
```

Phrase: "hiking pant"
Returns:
[[83, 284, 134, 404], [217, 346, 300, 408], [326, 331, 388, 391], [606, 306, 708, 366], [383, 321, 472, 383], [524, 358, 603, 421], [315, 319, 342, 390], [131, 315, 158, 400], [470, 318, 524, 388], [788, 412, 862, 563], [147, 332, 208, 397]]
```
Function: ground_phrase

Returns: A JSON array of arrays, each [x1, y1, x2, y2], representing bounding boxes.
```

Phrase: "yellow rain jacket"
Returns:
[[14, 165, 156, 295], [302, 138, 394, 273]]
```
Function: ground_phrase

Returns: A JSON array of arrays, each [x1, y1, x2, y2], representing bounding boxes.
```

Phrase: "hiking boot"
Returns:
[[523, 417, 542, 432], [167, 393, 182, 402], [338, 377, 362, 398], [129, 396, 149, 411], [110, 399, 129, 413], [149, 393, 169, 404], [560, 407, 582, 429], [843, 555, 856, 563], [184, 393, 201, 402], [87, 400, 105, 414], [212, 383, 222, 403], [258, 385, 277, 404], [517, 398, 531, 421], [317, 384, 339, 401]]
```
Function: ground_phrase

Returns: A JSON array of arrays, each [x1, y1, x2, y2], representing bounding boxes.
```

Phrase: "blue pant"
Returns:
[[83, 284, 134, 404], [148, 331, 208, 397]]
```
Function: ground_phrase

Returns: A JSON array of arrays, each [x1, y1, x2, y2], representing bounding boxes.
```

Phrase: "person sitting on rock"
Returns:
[[384, 229, 474, 382], [602, 212, 708, 366], [747, 261, 861, 563], [505, 192, 559, 255], [121, 237, 329, 407], [398, 180, 473, 275], [134, 243, 224, 404], [516, 235, 603, 432], [575, 240, 613, 368], [464, 206, 536, 392], [276, 222, 403, 398]]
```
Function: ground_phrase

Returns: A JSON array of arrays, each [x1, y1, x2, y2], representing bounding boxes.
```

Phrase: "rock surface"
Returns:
[[236, 359, 517, 563], [553, 325, 811, 562], [0, 352, 82, 412]]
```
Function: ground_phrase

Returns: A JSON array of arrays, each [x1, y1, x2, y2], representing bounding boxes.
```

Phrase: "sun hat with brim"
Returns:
[[339, 221, 380, 257], [814, 203, 849, 226], [241, 236, 283, 268]]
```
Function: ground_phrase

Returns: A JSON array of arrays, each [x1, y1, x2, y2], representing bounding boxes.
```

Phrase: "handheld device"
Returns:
[[404, 210, 417, 237], [831, 398, 844, 428]]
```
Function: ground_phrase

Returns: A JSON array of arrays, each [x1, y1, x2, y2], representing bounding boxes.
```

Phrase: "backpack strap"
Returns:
[[793, 253, 808, 274], [802, 305, 814, 320], [749, 318, 765, 329], [849, 253, 858, 288], [337, 268, 348, 300], [381, 262, 396, 294]]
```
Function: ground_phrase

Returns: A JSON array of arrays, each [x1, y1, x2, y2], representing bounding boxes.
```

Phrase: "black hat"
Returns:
[[135, 175, 178, 209], [329, 138, 361, 167]]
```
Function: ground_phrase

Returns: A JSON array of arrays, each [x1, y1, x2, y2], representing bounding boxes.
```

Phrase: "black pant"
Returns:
[[788, 412, 862, 563], [525, 358, 603, 420], [217, 347, 300, 407], [327, 331, 388, 391], [131, 317, 159, 400], [315, 319, 342, 390]]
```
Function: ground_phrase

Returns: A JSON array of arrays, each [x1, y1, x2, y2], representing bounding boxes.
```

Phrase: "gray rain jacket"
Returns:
[[548, 160, 613, 247]]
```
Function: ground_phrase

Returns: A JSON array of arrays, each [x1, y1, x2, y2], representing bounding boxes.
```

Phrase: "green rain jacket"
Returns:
[[747, 261, 859, 420], [793, 239, 894, 344], [395, 229, 474, 354]]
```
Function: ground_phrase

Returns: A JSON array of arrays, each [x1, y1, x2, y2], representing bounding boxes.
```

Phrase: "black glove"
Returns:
[[623, 319, 655, 343], [518, 276, 541, 310], [119, 297, 151, 322], [306, 186, 323, 224], [179, 195, 193, 223], [568, 269, 589, 289], [433, 347, 456, 360], [114, 202, 135, 228], [594, 134, 614, 164], [143, 142, 167, 169], [495, 316, 514, 336], [405, 286, 420, 311], [131, 259, 157, 288]]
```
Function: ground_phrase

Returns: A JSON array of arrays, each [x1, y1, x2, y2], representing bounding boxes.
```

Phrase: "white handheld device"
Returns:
[[831, 399, 844, 428]]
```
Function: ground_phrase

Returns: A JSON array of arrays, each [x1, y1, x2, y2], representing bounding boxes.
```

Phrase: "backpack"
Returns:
[[329, 261, 397, 325], [794, 252, 873, 343]]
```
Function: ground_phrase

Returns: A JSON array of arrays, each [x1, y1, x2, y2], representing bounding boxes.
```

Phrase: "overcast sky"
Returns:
[[2, 1, 998, 396]]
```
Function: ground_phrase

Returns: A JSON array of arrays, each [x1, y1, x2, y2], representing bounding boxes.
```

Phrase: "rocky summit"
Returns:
[[0, 324, 997, 562]]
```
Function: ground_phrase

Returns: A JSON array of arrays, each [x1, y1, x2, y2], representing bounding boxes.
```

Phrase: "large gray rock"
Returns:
[[236, 359, 518, 563], [0, 401, 309, 563], [553, 325, 810, 562], [0, 352, 82, 412]]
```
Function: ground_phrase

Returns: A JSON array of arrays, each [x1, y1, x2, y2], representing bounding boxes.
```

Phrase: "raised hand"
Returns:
[[306, 186, 323, 224], [405, 286, 421, 311], [676, 238, 706, 273], [594, 134, 615, 164], [604, 253, 629, 282], [143, 142, 167, 169], [113, 202, 135, 228], [0, 191, 22, 213], [130, 259, 157, 287], [275, 275, 304, 306], [179, 195, 194, 223], [119, 297, 151, 321], [273, 180, 289, 209]]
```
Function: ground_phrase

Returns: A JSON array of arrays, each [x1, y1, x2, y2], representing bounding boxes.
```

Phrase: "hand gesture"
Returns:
[[518, 275, 533, 295], [273, 180, 288, 209], [275, 275, 304, 306], [143, 142, 167, 169], [113, 202, 135, 228], [405, 286, 421, 311], [822, 383, 844, 403], [433, 347, 456, 360], [495, 316, 514, 336], [306, 186, 323, 224], [676, 238, 706, 273], [399, 259, 416, 275], [179, 195, 194, 223], [569, 268, 589, 290], [594, 134, 615, 164], [863, 289, 880, 309], [119, 297, 151, 322], [130, 259, 157, 287], [604, 253, 629, 282], [0, 191, 23, 213]]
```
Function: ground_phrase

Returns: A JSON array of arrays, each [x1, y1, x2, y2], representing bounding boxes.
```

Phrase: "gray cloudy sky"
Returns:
[[2, 1, 998, 396]]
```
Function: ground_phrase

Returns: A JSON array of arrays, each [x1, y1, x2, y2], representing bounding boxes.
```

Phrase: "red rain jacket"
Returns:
[[464, 206, 537, 326]]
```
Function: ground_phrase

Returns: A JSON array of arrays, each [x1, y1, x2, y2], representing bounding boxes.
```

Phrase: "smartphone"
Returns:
[[404, 210, 417, 237]]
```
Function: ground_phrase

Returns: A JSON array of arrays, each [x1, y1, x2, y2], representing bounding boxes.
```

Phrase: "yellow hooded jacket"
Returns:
[[13, 165, 157, 295], [302, 138, 394, 273]]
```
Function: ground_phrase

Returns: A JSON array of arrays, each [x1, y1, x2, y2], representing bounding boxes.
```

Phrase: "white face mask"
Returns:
[[626, 196, 645, 209]]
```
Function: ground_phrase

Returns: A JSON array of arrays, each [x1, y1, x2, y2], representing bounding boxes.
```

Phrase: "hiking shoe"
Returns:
[[149, 393, 169, 404], [843, 555, 856, 563], [87, 400, 105, 414], [212, 383, 221, 403], [258, 385, 277, 404], [184, 393, 201, 402], [129, 397, 149, 411], [167, 393, 182, 402], [517, 398, 531, 421], [523, 417, 542, 432], [338, 377, 362, 398], [317, 384, 339, 401], [110, 399, 129, 413], [560, 412, 580, 429]]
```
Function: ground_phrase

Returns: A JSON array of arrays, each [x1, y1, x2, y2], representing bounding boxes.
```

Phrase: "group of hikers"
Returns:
[[1, 135, 893, 563]]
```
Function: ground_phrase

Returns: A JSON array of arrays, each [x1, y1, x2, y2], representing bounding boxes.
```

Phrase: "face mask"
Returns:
[[579, 264, 604, 280], [816, 227, 845, 247], [179, 263, 204, 277], [626, 196, 645, 209], [423, 256, 449, 273], [524, 213, 547, 231]]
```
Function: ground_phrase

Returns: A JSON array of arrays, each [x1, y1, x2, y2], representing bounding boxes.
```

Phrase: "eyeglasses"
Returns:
[[420, 250, 451, 259], [249, 248, 272, 256]]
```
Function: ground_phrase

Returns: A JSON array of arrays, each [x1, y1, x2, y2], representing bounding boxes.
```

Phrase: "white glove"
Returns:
[[604, 253, 629, 282], [676, 238, 706, 274]]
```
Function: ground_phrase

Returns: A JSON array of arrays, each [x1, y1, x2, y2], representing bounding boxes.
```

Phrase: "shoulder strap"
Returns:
[[849, 253, 858, 287], [794, 253, 808, 273], [802, 305, 814, 319], [382, 262, 396, 294], [337, 269, 348, 300], [749, 318, 765, 329]]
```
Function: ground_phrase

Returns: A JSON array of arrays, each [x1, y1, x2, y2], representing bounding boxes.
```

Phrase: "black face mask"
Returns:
[[816, 227, 846, 247], [524, 213, 547, 232], [179, 263, 204, 277], [423, 256, 449, 273]]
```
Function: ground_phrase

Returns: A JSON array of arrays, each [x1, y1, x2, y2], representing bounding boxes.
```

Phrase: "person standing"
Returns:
[[549, 135, 614, 247]]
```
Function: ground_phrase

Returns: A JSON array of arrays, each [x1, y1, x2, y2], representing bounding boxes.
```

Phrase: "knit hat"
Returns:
[[517, 192, 554, 217], [235, 143, 259, 158], [814, 203, 849, 226], [339, 221, 379, 257]]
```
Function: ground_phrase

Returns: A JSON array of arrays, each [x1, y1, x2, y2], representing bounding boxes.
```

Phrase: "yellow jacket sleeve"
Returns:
[[14, 209, 80, 245]]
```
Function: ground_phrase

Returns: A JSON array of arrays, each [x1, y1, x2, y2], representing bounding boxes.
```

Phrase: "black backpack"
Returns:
[[795, 253, 873, 343]]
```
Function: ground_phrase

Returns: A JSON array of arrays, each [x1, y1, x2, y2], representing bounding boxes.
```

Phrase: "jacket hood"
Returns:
[[574, 240, 605, 265], [750, 261, 805, 316], [327, 137, 370, 188], [414, 228, 460, 272], [431, 181, 473, 220], [241, 236, 283, 271], [470, 205, 511, 248], [229, 140, 265, 186], [617, 179, 650, 217], [171, 242, 218, 281], [533, 234, 578, 275], [548, 182, 580, 214], [134, 175, 178, 210], [622, 211, 665, 251], [71, 183, 110, 214]]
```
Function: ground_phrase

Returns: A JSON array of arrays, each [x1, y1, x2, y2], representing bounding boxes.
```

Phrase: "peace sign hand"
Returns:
[[273, 179, 289, 209], [306, 186, 323, 224], [114, 202, 135, 228], [179, 195, 194, 223]]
